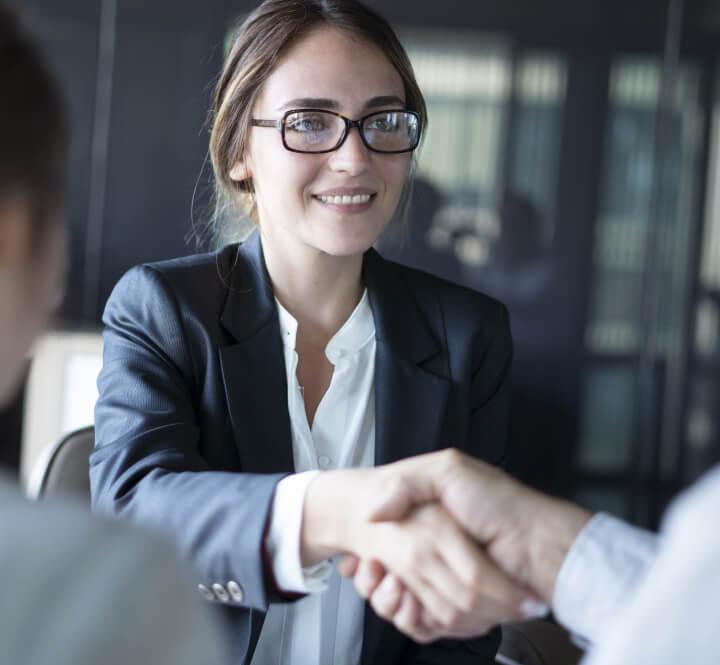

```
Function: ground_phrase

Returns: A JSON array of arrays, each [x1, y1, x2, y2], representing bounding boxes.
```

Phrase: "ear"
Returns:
[[229, 160, 251, 182]]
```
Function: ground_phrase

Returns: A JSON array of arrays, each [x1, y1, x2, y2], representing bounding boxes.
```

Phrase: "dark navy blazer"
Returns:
[[90, 231, 512, 665]]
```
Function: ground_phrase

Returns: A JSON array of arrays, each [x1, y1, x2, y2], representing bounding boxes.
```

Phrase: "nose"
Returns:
[[327, 125, 370, 176]]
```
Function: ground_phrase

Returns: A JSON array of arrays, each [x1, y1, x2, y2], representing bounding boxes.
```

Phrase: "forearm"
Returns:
[[90, 455, 286, 610]]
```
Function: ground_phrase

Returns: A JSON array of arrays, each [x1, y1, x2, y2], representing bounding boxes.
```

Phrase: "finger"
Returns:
[[435, 523, 529, 615], [393, 552, 464, 629], [394, 590, 439, 644], [338, 555, 359, 577], [422, 507, 537, 619], [412, 551, 475, 625], [445, 543, 541, 619], [369, 574, 404, 620], [353, 559, 386, 599], [369, 522, 466, 627], [365, 474, 421, 522]]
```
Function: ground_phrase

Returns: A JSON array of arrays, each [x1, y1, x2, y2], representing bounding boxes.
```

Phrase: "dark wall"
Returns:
[[7, 0, 225, 323], [8, 0, 715, 326]]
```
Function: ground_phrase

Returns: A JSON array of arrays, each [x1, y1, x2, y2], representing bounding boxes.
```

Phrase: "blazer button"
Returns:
[[197, 584, 215, 602], [227, 580, 244, 603], [212, 583, 230, 603]]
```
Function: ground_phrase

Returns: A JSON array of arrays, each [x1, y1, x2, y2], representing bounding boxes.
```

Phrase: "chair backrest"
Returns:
[[20, 330, 103, 487], [26, 426, 95, 502]]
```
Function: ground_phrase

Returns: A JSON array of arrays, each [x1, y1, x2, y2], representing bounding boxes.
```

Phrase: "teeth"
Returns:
[[317, 194, 372, 205]]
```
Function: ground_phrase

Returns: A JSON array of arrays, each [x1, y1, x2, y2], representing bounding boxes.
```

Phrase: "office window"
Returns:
[[586, 58, 703, 353], [403, 32, 567, 264]]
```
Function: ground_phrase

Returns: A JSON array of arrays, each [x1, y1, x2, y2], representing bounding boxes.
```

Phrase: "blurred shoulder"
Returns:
[[0, 477, 227, 665], [0, 476, 179, 567]]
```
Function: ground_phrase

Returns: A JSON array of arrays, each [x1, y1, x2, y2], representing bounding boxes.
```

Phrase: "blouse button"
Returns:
[[318, 455, 331, 468]]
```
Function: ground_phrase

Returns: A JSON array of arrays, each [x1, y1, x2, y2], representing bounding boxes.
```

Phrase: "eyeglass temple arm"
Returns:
[[250, 119, 282, 128]]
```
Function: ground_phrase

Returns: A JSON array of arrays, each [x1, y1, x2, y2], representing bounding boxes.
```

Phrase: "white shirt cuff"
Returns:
[[265, 470, 332, 593], [552, 512, 658, 644]]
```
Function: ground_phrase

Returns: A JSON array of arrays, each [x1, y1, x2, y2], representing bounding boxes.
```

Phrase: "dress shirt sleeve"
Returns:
[[553, 512, 659, 644], [265, 470, 333, 593], [580, 466, 720, 665]]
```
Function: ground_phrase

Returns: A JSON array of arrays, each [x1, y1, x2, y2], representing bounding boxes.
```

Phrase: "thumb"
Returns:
[[366, 459, 442, 521]]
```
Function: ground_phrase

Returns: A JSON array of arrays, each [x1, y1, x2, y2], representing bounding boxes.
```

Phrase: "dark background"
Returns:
[[3, 0, 720, 529]]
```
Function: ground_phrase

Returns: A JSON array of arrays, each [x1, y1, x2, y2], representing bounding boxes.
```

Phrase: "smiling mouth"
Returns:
[[313, 193, 375, 206]]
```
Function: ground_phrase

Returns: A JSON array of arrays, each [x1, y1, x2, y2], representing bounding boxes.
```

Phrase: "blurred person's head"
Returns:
[[208, 0, 426, 257], [0, 7, 68, 406]]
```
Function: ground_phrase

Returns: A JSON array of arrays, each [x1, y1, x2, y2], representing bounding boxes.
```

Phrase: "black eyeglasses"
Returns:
[[251, 108, 421, 154]]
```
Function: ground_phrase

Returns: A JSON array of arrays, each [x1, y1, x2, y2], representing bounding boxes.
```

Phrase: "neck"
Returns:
[[260, 230, 365, 345]]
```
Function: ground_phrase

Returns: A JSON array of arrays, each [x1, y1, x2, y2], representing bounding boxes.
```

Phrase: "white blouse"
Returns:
[[251, 290, 376, 665]]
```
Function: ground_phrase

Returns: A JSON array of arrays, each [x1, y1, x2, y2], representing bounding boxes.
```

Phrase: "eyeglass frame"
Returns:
[[250, 108, 422, 154]]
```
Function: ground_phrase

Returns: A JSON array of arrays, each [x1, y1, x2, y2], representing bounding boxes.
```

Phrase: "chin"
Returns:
[[315, 231, 380, 258], [312, 218, 387, 258]]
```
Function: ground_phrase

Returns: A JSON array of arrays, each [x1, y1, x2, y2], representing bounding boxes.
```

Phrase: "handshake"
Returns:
[[301, 449, 591, 643]]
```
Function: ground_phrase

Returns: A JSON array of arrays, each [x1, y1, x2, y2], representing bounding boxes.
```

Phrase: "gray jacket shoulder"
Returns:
[[0, 479, 228, 665]]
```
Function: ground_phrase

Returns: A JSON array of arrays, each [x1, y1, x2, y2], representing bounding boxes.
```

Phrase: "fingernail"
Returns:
[[520, 599, 549, 618]]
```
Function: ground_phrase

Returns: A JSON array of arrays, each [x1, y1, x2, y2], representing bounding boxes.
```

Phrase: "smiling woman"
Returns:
[[90, 2, 514, 665]]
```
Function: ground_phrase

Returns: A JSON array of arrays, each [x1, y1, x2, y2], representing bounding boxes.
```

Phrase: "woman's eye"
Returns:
[[286, 115, 328, 133], [367, 115, 399, 132]]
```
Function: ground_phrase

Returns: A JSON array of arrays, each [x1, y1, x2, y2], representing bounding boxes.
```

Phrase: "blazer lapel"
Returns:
[[361, 249, 452, 665], [217, 231, 295, 475]]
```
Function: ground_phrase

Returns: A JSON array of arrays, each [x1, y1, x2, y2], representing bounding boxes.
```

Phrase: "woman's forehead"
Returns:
[[254, 26, 405, 114]]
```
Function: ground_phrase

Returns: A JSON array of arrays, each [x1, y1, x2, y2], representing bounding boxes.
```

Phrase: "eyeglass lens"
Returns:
[[283, 110, 419, 153]]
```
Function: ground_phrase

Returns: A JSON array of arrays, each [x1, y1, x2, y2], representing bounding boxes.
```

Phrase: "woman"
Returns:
[[90, 1, 514, 663]]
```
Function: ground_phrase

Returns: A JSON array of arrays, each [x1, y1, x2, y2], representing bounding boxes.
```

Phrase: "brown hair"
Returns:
[[0, 7, 69, 233], [207, 0, 426, 238]]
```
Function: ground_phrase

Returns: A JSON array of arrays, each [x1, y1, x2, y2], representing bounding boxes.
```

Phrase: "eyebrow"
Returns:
[[277, 95, 406, 112]]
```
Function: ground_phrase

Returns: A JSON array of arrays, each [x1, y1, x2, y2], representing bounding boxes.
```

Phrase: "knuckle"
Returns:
[[443, 447, 463, 467], [440, 607, 461, 629], [394, 615, 415, 635], [458, 592, 475, 614]]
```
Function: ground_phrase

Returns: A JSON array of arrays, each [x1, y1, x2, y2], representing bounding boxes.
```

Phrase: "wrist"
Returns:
[[527, 495, 592, 603], [301, 471, 348, 565]]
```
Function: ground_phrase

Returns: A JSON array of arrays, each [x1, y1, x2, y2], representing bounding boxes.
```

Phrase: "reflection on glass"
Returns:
[[401, 32, 566, 275], [587, 58, 702, 353], [578, 366, 635, 472], [685, 70, 720, 482]]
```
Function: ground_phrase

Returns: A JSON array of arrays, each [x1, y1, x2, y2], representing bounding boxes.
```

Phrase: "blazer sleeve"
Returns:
[[90, 265, 286, 611]]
